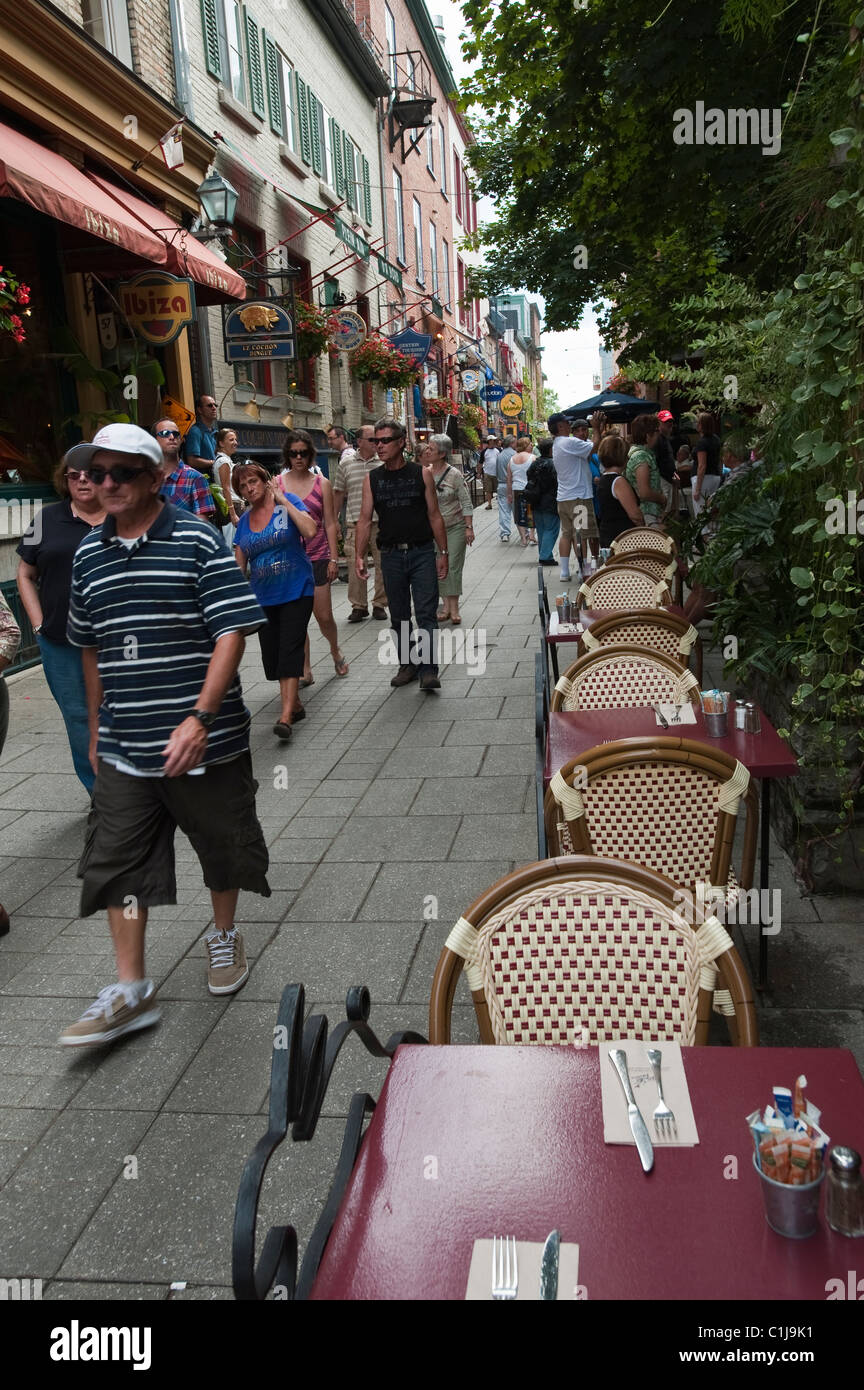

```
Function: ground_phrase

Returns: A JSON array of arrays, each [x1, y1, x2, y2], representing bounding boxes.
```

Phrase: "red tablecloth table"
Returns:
[[310, 1046, 864, 1301], [542, 704, 799, 989], [543, 605, 690, 682]]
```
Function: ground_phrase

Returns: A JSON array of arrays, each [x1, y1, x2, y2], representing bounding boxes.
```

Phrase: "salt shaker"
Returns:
[[825, 1146, 864, 1236]]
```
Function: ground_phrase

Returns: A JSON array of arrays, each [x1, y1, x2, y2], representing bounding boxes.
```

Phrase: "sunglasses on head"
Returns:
[[86, 464, 152, 485], [156, 428, 181, 439]]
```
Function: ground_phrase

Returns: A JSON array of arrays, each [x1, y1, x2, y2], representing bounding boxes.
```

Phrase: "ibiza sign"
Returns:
[[117, 272, 195, 346]]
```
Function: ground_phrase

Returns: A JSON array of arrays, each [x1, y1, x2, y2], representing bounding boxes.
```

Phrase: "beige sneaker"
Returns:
[[59, 982, 160, 1047], [206, 928, 248, 995]]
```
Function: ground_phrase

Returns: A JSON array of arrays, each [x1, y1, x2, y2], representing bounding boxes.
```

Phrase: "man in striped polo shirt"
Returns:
[[332, 424, 387, 622], [57, 424, 270, 1048]]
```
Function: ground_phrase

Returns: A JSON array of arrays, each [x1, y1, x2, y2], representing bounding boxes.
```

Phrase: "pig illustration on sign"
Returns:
[[238, 304, 280, 332]]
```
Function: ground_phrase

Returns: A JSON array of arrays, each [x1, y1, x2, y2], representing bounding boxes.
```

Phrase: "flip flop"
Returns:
[[450, 616, 462, 625], [334, 655, 349, 677], [299, 676, 314, 688]]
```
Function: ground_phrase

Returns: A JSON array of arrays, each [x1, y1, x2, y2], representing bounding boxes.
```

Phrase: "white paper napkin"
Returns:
[[655, 703, 697, 726], [600, 1042, 699, 1146], [548, 614, 582, 636], [465, 1239, 582, 1300]]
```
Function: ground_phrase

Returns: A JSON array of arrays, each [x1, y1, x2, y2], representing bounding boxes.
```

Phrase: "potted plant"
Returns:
[[349, 335, 418, 389], [425, 394, 459, 420], [295, 301, 341, 359], [0, 265, 31, 344]]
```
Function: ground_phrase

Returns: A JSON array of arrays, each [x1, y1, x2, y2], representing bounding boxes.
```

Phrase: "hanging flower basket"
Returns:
[[606, 370, 640, 396], [349, 335, 418, 389], [295, 300, 341, 359], [0, 265, 31, 345], [458, 402, 486, 432], [425, 394, 459, 419]]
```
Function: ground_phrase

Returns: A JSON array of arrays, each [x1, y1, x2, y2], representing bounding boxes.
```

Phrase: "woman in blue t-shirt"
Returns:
[[233, 462, 316, 742]]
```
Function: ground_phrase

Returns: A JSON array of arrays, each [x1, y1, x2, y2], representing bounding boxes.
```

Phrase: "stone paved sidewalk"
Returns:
[[0, 503, 861, 1300]]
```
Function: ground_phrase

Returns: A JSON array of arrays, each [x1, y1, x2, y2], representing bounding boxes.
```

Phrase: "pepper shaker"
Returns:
[[826, 1146, 864, 1237]]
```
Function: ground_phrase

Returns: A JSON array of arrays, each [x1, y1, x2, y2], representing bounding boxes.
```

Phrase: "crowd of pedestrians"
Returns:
[[2, 392, 739, 1048]]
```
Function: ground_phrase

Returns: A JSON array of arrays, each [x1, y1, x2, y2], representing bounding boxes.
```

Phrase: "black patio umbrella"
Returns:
[[561, 391, 661, 423]]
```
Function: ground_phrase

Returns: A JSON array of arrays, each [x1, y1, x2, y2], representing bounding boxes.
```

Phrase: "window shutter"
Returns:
[[200, 0, 223, 79], [296, 73, 311, 164], [309, 94, 323, 176], [343, 135, 355, 208], [262, 32, 283, 136], [361, 154, 372, 224], [331, 118, 344, 194], [245, 14, 265, 120]]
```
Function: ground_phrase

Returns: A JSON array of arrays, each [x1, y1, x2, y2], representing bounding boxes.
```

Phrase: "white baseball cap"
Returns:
[[64, 423, 163, 471]]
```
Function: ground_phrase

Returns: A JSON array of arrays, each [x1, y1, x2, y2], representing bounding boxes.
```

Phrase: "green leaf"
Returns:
[[820, 377, 846, 396], [811, 603, 828, 617], [793, 275, 812, 290], [830, 128, 857, 145], [790, 567, 814, 588]]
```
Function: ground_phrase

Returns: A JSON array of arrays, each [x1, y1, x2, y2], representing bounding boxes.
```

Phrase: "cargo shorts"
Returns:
[[77, 752, 271, 917]]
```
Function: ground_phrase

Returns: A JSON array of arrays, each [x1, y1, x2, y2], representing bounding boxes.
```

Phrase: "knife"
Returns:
[[609, 1049, 654, 1173], [539, 1229, 560, 1300]]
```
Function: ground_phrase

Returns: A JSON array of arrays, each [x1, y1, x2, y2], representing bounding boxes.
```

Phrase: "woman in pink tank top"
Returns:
[[280, 430, 348, 681]]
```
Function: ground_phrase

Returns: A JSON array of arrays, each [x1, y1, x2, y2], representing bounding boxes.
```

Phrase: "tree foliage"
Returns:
[[460, 0, 855, 356]]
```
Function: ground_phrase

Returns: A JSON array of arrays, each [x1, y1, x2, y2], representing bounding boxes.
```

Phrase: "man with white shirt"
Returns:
[[481, 435, 499, 508], [547, 411, 604, 583]]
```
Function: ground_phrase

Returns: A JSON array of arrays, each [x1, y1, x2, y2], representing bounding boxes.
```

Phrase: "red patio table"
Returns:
[[310, 1045, 864, 1302], [543, 704, 800, 990], [543, 605, 689, 682]]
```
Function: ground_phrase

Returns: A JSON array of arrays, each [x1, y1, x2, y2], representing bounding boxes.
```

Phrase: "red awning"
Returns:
[[87, 173, 246, 305], [0, 119, 169, 265]]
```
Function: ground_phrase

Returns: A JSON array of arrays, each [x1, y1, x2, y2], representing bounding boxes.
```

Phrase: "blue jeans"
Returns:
[[380, 542, 439, 676], [37, 634, 95, 793], [534, 509, 561, 561], [497, 484, 511, 538]]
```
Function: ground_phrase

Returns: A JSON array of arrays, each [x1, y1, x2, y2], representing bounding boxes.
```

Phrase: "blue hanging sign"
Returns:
[[485, 383, 506, 402], [388, 328, 432, 366]]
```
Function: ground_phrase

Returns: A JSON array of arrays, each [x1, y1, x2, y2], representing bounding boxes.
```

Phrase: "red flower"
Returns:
[[15, 285, 30, 305], [12, 329, 25, 343], [10, 315, 22, 329]]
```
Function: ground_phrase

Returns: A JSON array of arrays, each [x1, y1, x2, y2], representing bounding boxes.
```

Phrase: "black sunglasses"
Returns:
[[87, 464, 152, 485], [156, 429, 181, 439], [374, 435, 400, 444], [287, 448, 312, 458]]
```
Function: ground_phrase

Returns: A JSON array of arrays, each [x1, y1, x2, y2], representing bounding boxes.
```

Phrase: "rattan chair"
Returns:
[[428, 855, 758, 1046], [601, 550, 677, 585], [610, 527, 677, 557], [551, 644, 700, 711], [578, 564, 671, 611], [578, 608, 703, 684]]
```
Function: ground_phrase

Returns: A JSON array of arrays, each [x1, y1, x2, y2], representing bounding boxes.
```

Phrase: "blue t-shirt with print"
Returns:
[[234, 498, 315, 606]]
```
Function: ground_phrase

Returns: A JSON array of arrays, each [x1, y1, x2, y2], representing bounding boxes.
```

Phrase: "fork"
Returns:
[[491, 1234, 519, 1300], [647, 1048, 677, 1140], [669, 706, 682, 725]]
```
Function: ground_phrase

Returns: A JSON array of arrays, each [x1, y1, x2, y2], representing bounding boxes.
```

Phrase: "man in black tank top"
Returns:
[[355, 418, 449, 690]]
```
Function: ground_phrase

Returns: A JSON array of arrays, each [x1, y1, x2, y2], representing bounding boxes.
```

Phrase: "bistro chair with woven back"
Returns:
[[577, 608, 703, 684], [577, 564, 671, 612], [601, 550, 677, 586], [428, 856, 757, 1047], [550, 644, 700, 712], [610, 527, 677, 558]]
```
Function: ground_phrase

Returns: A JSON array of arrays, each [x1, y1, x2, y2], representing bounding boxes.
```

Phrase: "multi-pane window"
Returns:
[[453, 150, 463, 224], [385, 5, 397, 88], [441, 238, 451, 308], [220, 0, 246, 104], [278, 53, 298, 152], [439, 123, 447, 194], [413, 198, 424, 284], [82, 0, 133, 68], [429, 223, 438, 296], [426, 123, 435, 176], [457, 257, 466, 325], [393, 169, 406, 264]]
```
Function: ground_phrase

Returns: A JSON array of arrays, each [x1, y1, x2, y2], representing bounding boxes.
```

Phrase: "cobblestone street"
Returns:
[[0, 503, 861, 1299]]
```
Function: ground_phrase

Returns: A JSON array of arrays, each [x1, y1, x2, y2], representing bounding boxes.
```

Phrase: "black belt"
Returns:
[[379, 540, 432, 552]]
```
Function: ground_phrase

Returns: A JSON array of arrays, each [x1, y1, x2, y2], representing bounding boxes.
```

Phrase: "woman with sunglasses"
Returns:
[[278, 429, 348, 683], [232, 462, 317, 739], [214, 427, 243, 544], [16, 455, 107, 794]]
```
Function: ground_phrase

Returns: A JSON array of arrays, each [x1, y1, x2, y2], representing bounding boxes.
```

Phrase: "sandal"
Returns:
[[334, 654, 349, 677], [299, 675, 314, 688], [450, 615, 462, 625]]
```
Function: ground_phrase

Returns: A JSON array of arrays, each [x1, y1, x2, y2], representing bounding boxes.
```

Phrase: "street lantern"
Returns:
[[196, 172, 239, 233]]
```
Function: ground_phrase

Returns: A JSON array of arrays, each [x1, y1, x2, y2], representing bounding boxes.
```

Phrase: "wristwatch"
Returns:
[[191, 708, 216, 730], [440, 549, 448, 556]]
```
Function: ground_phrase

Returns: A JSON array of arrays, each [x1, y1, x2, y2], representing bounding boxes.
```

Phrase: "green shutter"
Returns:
[[245, 14, 265, 120], [330, 118, 344, 194], [296, 74, 311, 165], [200, 0, 222, 79], [361, 153, 372, 224], [309, 93, 323, 176], [343, 134, 355, 208], [262, 32, 283, 137]]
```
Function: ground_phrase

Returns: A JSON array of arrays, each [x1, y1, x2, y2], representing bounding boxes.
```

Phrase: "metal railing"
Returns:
[[1, 581, 40, 675], [337, 0, 388, 73]]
